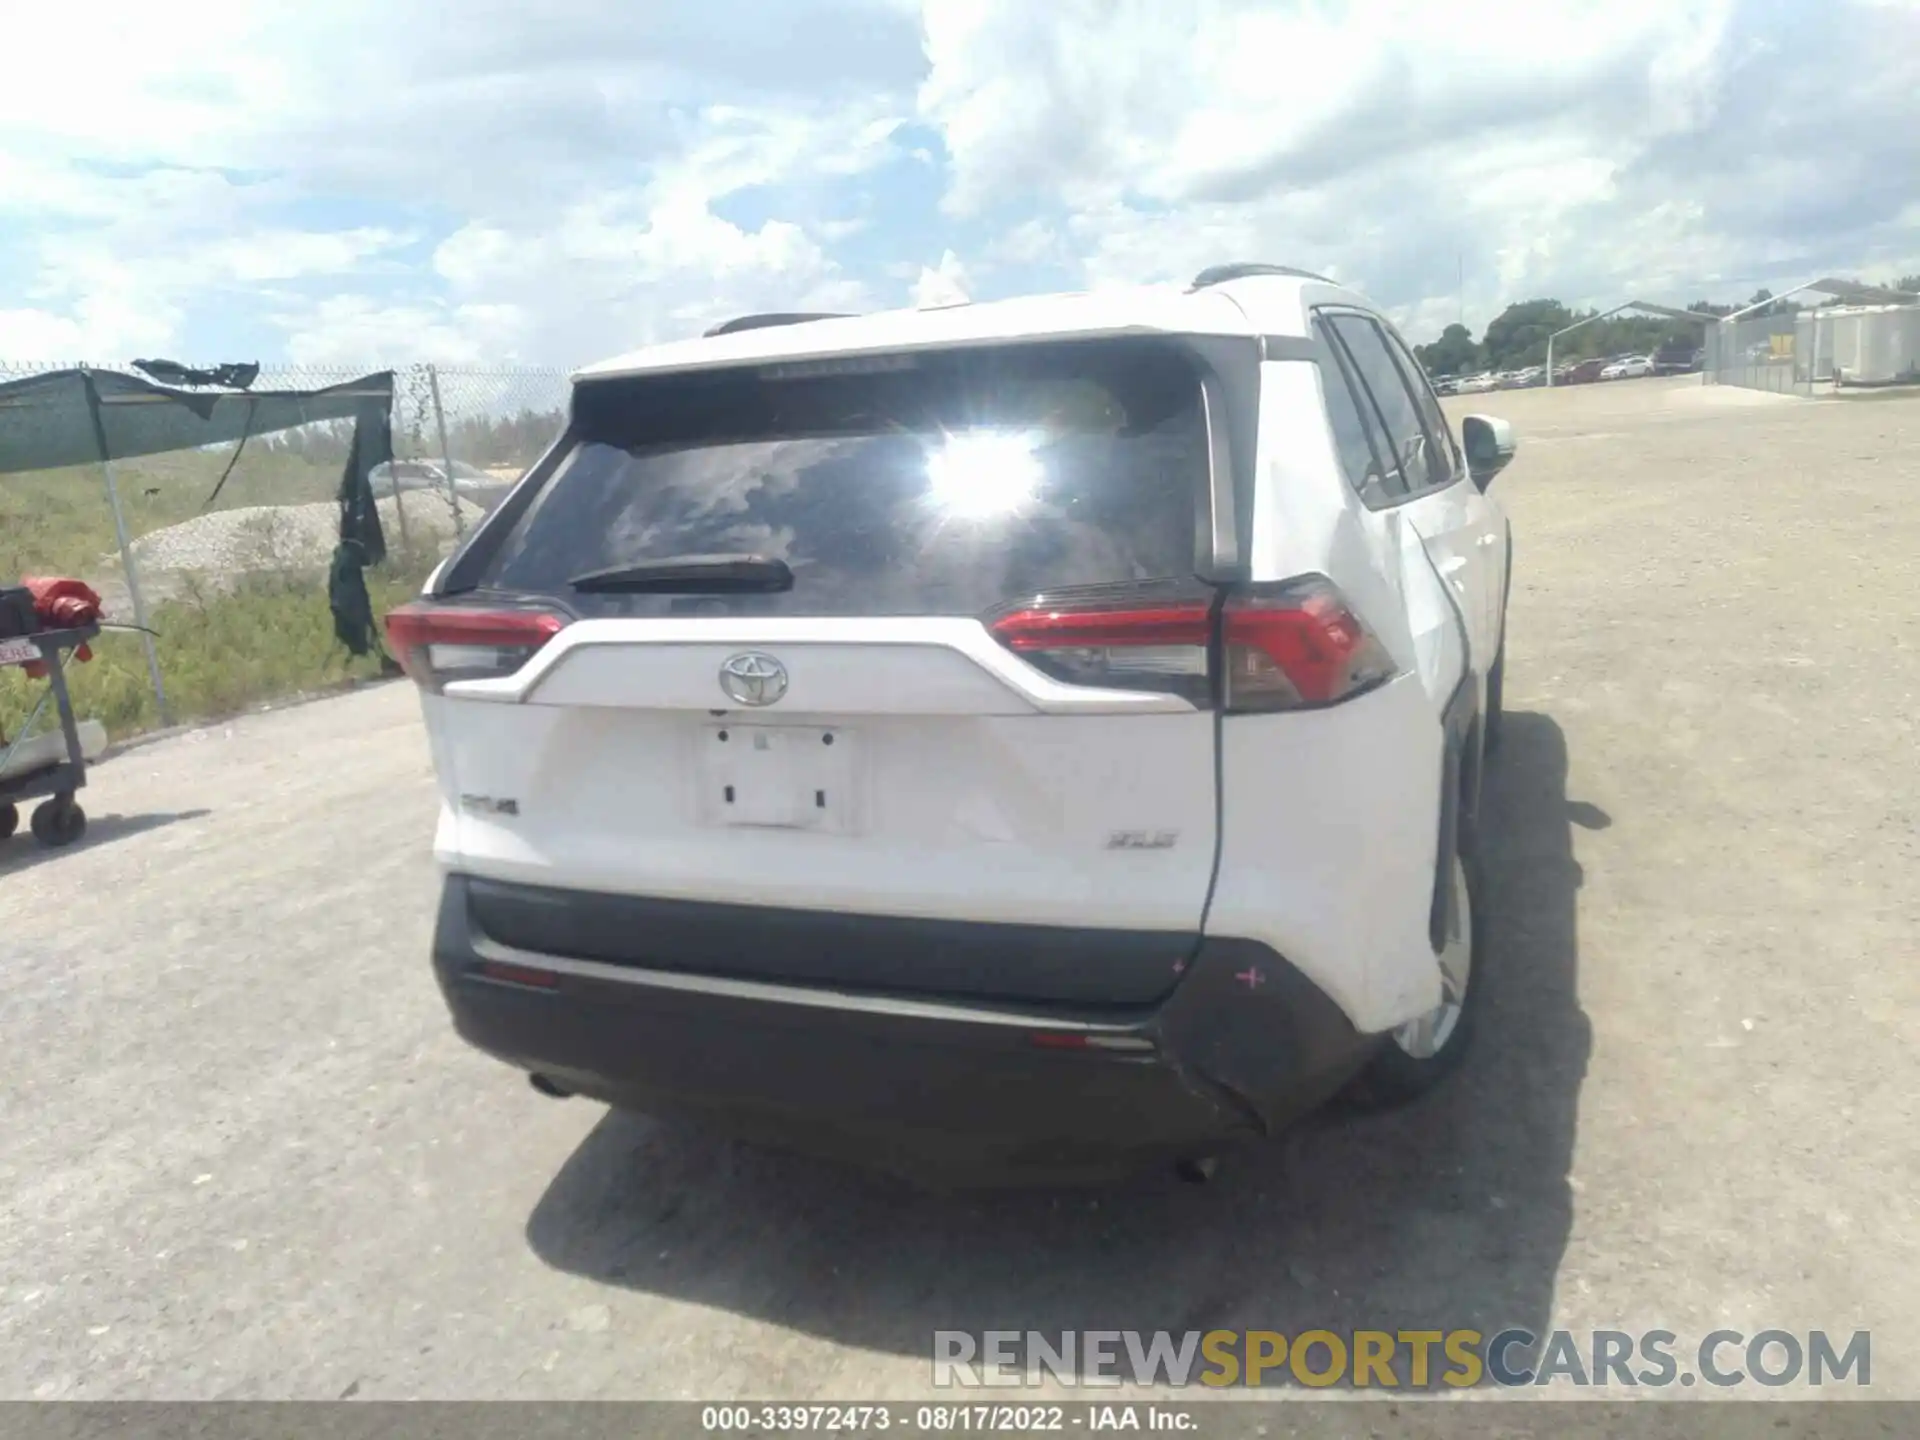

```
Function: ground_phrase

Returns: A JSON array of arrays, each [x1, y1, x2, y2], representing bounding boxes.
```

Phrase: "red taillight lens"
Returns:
[[986, 578, 1395, 711], [988, 595, 1214, 702], [384, 603, 569, 692], [1221, 577, 1397, 711]]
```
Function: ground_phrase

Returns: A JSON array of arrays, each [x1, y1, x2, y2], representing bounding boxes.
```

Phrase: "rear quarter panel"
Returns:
[[1204, 355, 1464, 1033]]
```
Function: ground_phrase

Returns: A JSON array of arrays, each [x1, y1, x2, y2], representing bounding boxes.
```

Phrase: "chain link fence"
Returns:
[[0, 360, 569, 737], [1702, 314, 1812, 396]]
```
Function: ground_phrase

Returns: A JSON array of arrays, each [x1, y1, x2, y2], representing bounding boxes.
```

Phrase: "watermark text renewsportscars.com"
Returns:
[[931, 1329, 1871, 1390]]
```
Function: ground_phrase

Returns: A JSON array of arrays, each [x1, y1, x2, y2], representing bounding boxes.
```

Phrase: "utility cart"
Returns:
[[0, 624, 101, 848]]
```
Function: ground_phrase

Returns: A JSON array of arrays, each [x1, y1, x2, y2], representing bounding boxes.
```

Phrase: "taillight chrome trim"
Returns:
[[986, 586, 1220, 706], [988, 601, 1214, 652], [983, 575, 1398, 713]]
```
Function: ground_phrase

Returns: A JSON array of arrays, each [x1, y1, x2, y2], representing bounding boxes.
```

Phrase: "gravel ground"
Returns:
[[2, 377, 1916, 1401]]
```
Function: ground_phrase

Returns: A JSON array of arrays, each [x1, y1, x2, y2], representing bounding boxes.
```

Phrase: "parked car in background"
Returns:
[[1600, 355, 1654, 380], [1653, 342, 1704, 375], [1457, 372, 1499, 394], [1431, 375, 1461, 397], [1564, 357, 1608, 385], [388, 268, 1518, 1186], [371, 459, 516, 515], [1511, 366, 1546, 389]]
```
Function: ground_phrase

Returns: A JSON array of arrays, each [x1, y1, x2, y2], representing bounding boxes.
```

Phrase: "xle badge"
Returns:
[[1107, 830, 1178, 850], [460, 794, 519, 817]]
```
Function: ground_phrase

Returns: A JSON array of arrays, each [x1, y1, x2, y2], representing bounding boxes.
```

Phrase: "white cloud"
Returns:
[[911, 249, 971, 307], [272, 296, 525, 369], [2, 0, 1917, 368], [0, 309, 89, 361], [917, 0, 1920, 332], [376, 101, 895, 364], [0, 0, 913, 364]]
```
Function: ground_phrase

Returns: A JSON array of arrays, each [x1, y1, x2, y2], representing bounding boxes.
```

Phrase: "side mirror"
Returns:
[[1461, 414, 1517, 490]]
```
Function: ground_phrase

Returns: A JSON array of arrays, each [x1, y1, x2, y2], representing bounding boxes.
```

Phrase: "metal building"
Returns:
[[1705, 278, 1918, 395]]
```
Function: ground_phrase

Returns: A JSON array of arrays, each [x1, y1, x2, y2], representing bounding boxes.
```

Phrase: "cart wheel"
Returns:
[[0, 803, 16, 840], [30, 798, 85, 849]]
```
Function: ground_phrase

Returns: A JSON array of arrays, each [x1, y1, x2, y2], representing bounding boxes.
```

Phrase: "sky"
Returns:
[[1, 0, 1916, 370]]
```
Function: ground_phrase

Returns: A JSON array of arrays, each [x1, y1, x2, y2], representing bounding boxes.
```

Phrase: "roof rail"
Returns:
[[1190, 263, 1334, 290], [703, 312, 853, 339]]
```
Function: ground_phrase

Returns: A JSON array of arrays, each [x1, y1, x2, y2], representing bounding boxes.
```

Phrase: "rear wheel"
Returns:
[[1347, 852, 1482, 1108]]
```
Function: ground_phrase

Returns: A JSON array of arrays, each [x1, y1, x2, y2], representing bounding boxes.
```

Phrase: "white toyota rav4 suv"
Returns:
[[388, 263, 1518, 1186]]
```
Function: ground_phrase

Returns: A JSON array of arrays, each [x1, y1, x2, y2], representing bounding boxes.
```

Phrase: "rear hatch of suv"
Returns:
[[398, 337, 1243, 1009]]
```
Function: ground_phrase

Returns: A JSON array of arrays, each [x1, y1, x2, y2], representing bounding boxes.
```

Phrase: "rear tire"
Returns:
[[1346, 852, 1483, 1109]]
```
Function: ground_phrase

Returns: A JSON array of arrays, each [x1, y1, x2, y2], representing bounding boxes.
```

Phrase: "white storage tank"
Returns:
[[1829, 304, 1920, 386]]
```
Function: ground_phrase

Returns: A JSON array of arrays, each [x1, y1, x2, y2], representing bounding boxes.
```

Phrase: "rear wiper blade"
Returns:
[[567, 554, 795, 594]]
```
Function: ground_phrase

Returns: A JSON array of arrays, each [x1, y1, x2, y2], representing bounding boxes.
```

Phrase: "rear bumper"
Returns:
[[431, 875, 1376, 1186]]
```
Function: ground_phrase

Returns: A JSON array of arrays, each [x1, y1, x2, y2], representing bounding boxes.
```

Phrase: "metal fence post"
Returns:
[[389, 475, 413, 558], [98, 454, 170, 726], [385, 383, 413, 561], [75, 367, 170, 726], [426, 364, 465, 538]]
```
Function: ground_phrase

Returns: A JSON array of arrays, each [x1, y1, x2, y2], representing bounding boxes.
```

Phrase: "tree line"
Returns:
[[1414, 275, 1920, 377], [253, 407, 568, 470]]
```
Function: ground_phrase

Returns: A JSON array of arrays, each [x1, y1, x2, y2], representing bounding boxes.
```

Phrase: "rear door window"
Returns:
[[1314, 318, 1405, 505], [1378, 326, 1460, 486], [1322, 313, 1446, 498], [471, 340, 1212, 618]]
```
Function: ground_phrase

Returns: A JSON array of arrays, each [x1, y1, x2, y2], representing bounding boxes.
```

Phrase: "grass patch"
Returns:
[[0, 568, 435, 740], [3, 453, 438, 741]]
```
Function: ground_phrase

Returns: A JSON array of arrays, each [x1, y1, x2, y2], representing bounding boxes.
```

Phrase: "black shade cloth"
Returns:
[[131, 358, 261, 390], [0, 366, 390, 472], [330, 392, 394, 660]]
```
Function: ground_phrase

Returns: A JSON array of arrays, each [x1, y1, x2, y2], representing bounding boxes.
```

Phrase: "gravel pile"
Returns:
[[89, 495, 489, 612]]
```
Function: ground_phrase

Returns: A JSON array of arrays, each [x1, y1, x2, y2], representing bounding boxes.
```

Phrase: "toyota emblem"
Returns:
[[718, 652, 789, 707]]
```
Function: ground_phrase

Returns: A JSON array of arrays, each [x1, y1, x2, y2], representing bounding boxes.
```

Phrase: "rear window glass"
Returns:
[[471, 339, 1209, 617]]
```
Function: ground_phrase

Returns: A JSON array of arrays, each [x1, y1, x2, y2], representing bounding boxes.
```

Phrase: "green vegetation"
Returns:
[[1417, 275, 1920, 376], [1417, 301, 1704, 375], [1, 452, 438, 742]]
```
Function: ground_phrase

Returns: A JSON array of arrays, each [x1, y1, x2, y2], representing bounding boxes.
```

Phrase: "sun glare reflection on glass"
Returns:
[[925, 430, 1045, 520]]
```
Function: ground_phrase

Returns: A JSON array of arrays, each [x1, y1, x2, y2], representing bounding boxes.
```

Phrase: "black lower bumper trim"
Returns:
[[466, 875, 1194, 1008], [433, 876, 1372, 1186]]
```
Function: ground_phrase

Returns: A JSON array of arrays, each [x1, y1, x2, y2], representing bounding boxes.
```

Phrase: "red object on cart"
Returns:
[[17, 578, 102, 678]]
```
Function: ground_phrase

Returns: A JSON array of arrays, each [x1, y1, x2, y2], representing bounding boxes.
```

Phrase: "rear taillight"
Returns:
[[384, 603, 569, 692], [1220, 577, 1396, 712], [987, 576, 1395, 712], [988, 593, 1215, 704]]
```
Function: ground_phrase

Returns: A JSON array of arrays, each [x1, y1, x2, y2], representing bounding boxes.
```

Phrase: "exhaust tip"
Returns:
[[528, 1073, 573, 1099]]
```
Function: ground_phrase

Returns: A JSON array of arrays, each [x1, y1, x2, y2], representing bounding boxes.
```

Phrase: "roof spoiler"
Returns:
[[703, 312, 854, 339], [1189, 263, 1334, 289]]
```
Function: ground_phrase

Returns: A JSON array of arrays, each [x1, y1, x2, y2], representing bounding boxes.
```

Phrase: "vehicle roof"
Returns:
[[572, 275, 1372, 383]]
